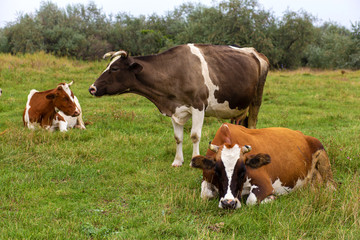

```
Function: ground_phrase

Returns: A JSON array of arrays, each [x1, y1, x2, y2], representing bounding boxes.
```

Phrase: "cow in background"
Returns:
[[23, 82, 85, 132], [89, 44, 269, 166], [0, 88, 2, 96], [191, 123, 335, 209]]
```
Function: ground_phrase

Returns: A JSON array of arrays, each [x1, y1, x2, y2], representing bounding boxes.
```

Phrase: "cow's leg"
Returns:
[[51, 113, 68, 132], [246, 179, 274, 205], [190, 108, 205, 158], [75, 113, 86, 129], [201, 180, 218, 199], [247, 70, 267, 129], [247, 102, 260, 129], [171, 119, 185, 167]]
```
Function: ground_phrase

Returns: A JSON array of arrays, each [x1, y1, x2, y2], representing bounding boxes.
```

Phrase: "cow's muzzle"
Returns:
[[89, 84, 97, 95], [219, 198, 241, 209], [72, 108, 81, 117]]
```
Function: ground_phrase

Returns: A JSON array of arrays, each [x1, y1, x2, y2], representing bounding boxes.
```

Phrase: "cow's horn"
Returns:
[[68, 81, 73, 86], [103, 51, 116, 59], [113, 50, 128, 58], [242, 145, 252, 153], [209, 141, 220, 153]]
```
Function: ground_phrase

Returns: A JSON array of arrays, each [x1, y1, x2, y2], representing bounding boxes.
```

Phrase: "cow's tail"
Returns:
[[307, 149, 336, 190]]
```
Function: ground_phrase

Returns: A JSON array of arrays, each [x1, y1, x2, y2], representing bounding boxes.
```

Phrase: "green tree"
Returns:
[[5, 13, 44, 53], [273, 10, 316, 69]]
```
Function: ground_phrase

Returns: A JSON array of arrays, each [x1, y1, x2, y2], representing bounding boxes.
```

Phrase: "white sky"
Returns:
[[0, 0, 359, 29]]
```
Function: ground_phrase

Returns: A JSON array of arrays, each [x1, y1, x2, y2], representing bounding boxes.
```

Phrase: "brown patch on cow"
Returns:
[[174, 136, 181, 144], [190, 133, 199, 143], [191, 155, 215, 169], [245, 153, 271, 168]]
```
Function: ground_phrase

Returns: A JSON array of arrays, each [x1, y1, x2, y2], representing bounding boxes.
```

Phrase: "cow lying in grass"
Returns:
[[191, 123, 335, 209], [23, 82, 85, 132]]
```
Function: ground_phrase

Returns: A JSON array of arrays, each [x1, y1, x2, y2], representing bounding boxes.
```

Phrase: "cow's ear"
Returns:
[[129, 62, 143, 74], [191, 155, 216, 170], [46, 93, 56, 100], [245, 153, 271, 168]]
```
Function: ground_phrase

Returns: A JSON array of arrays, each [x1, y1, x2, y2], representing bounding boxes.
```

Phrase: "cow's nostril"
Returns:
[[221, 199, 237, 209], [89, 85, 97, 95], [73, 109, 80, 117]]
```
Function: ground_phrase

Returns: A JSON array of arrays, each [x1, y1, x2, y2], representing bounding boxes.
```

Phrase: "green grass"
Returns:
[[0, 53, 359, 239]]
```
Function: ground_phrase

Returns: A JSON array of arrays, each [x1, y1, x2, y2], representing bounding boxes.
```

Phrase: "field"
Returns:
[[0, 53, 359, 239]]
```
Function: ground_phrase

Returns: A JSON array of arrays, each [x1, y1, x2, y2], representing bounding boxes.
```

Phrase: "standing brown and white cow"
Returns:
[[89, 44, 269, 166], [23, 82, 85, 132], [191, 123, 335, 209]]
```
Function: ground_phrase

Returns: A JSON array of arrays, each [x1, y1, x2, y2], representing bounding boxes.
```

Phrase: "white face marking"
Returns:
[[187, 44, 247, 119], [59, 83, 81, 114], [102, 56, 121, 74], [61, 83, 75, 103], [221, 144, 241, 200]]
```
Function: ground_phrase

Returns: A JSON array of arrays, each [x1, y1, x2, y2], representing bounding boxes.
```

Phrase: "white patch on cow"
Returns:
[[171, 105, 191, 126], [246, 185, 259, 205], [293, 178, 306, 190], [190, 107, 205, 157], [24, 90, 38, 129], [272, 179, 292, 195], [272, 178, 305, 195], [201, 180, 218, 200], [61, 83, 75, 102], [187, 44, 247, 119], [58, 96, 85, 129], [171, 105, 205, 166], [221, 144, 241, 200], [102, 56, 121, 74], [229, 46, 268, 76], [51, 116, 68, 132], [241, 177, 252, 196], [171, 117, 184, 167]]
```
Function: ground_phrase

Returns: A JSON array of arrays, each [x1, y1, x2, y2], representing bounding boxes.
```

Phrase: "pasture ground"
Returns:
[[0, 53, 359, 239]]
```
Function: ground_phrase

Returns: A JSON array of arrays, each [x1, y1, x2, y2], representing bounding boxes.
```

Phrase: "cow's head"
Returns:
[[88, 50, 143, 96], [191, 143, 270, 209], [46, 82, 80, 117]]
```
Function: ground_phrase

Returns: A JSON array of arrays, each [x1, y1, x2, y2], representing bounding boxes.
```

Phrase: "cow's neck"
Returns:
[[131, 59, 178, 116], [40, 102, 57, 127]]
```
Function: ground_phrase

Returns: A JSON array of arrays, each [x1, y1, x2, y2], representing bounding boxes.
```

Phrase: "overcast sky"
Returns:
[[0, 0, 359, 29]]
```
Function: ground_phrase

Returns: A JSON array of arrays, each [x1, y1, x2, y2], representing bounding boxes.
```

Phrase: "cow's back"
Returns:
[[195, 45, 265, 111]]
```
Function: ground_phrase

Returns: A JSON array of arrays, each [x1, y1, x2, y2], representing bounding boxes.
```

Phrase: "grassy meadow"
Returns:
[[0, 52, 359, 239]]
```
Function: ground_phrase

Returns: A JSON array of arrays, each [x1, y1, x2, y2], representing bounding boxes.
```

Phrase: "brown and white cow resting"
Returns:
[[89, 44, 269, 166], [23, 82, 85, 132], [191, 123, 335, 209]]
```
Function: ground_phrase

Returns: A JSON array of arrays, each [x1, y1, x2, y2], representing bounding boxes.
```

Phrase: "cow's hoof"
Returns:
[[171, 159, 183, 167]]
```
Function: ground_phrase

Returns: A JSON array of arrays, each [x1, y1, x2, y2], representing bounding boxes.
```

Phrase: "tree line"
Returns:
[[0, 0, 359, 69]]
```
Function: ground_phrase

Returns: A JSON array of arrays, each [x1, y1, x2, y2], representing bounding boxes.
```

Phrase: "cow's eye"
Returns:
[[110, 66, 120, 72]]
